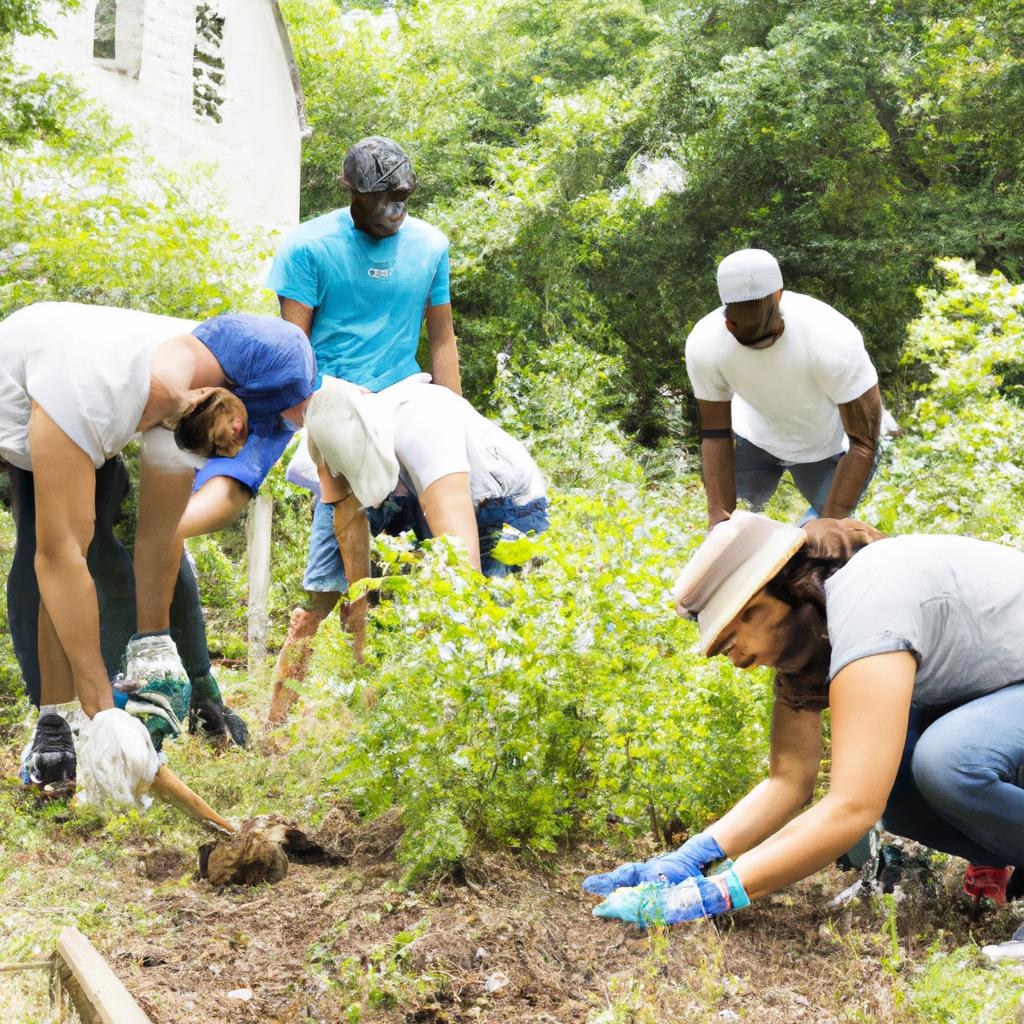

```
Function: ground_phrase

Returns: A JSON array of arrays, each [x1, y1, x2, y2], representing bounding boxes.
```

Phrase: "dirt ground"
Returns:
[[7, 797, 1017, 1024]]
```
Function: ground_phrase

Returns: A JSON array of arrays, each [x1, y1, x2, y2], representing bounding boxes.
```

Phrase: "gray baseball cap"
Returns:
[[342, 136, 416, 193]]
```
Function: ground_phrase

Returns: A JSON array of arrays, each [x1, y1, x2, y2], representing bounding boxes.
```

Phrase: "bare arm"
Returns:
[[133, 458, 195, 632], [179, 475, 252, 538], [732, 651, 915, 899], [820, 384, 882, 519], [707, 701, 822, 856], [425, 303, 461, 395], [27, 404, 111, 715], [279, 296, 314, 338], [697, 399, 736, 529]]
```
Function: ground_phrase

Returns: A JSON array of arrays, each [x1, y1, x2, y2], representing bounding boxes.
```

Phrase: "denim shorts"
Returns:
[[476, 496, 550, 577], [302, 494, 429, 593], [302, 494, 549, 590], [193, 426, 294, 496]]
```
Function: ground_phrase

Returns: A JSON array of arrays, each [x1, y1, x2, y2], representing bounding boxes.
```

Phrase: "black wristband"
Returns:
[[700, 428, 733, 440]]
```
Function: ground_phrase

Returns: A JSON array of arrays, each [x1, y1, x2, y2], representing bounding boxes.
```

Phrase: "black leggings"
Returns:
[[7, 458, 212, 706]]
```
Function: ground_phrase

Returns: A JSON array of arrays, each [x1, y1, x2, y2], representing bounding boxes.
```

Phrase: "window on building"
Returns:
[[93, 0, 144, 79], [193, 3, 226, 124], [93, 0, 116, 60]]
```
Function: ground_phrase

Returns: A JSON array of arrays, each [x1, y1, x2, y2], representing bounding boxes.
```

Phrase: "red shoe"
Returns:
[[964, 864, 1013, 905]]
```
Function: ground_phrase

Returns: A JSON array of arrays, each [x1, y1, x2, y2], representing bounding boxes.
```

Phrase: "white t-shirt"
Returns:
[[289, 383, 546, 509], [0, 302, 197, 470], [684, 291, 878, 462]]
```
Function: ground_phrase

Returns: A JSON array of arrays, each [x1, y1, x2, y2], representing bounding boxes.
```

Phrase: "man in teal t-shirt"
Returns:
[[265, 137, 478, 667], [266, 140, 457, 393]]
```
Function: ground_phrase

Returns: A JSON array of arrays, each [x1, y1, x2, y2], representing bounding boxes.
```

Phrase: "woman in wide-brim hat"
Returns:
[[584, 511, 1024, 934]]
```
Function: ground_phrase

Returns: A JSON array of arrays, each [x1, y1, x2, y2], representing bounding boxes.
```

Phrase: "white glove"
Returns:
[[76, 708, 161, 811], [124, 631, 188, 685]]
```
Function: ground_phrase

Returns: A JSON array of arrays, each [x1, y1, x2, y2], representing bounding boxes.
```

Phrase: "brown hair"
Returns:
[[764, 549, 850, 712], [173, 389, 243, 458]]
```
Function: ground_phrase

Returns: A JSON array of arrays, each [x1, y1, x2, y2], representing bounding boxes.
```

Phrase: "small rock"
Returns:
[[226, 988, 252, 1001], [474, 947, 488, 960], [717, 1012, 740, 1022], [484, 971, 509, 994]]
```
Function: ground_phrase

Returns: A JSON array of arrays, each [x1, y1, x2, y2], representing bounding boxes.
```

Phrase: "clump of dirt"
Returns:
[[198, 814, 335, 887], [311, 801, 404, 862]]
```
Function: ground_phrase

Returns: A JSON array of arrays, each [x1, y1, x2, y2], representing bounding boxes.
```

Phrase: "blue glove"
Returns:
[[592, 867, 750, 927], [582, 832, 727, 896]]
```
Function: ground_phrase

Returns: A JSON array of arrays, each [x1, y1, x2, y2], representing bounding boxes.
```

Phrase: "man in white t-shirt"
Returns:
[[685, 249, 881, 530]]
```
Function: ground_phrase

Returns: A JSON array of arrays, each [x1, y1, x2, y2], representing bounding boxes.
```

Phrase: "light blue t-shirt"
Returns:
[[265, 208, 450, 391], [825, 535, 1024, 709]]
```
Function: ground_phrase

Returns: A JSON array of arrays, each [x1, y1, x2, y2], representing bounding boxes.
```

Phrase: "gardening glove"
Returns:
[[582, 832, 727, 896], [801, 518, 882, 561], [120, 631, 191, 751], [76, 708, 161, 812], [592, 867, 750, 927], [188, 671, 250, 749]]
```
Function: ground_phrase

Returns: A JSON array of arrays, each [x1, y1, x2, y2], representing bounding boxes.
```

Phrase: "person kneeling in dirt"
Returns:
[[584, 513, 1024, 940], [266, 383, 549, 723], [3, 302, 313, 801]]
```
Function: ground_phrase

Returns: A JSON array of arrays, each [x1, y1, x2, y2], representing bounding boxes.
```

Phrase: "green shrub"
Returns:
[[862, 259, 1024, 544]]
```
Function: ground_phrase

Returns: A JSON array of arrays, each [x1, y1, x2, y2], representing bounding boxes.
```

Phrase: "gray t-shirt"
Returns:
[[825, 535, 1024, 709]]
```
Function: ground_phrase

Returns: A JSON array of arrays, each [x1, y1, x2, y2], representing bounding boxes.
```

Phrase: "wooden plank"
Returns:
[[55, 927, 153, 1024], [246, 491, 274, 674]]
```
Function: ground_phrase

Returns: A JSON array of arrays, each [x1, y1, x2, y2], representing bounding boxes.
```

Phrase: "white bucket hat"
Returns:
[[673, 511, 805, 656], [304, 376, 399, 509], [716, 248, 784, 304]]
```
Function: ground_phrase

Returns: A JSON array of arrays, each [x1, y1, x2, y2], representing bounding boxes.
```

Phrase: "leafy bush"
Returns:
[[862, 259, 1024, 544], [0, 104, 272, 319], [325, 346, 772, 881], [904, 946, 1024, 1024]]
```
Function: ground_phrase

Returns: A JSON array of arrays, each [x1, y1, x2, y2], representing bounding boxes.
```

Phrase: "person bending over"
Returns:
[[686, 249, 881, 529], [267, 386, 549, 723], [4, 303, 313, 797], [585, 513, 1024, 941]]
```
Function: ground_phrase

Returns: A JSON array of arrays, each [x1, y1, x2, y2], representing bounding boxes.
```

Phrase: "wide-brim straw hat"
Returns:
[[673, 511, 805, 656], [305, 376, 399, 509]]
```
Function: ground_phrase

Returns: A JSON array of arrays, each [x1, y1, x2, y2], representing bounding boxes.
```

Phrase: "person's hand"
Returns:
[[592, 867, 750, 927], [76, 708, 161, 810], [121, 631, 191, 750], [582, 832, 727, 896], [801, 518, 883, 561]]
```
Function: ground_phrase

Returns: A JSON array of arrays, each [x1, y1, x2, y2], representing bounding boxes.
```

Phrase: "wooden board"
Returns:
[[54, 927, 153, 1024], [246, 490, 274, 672]]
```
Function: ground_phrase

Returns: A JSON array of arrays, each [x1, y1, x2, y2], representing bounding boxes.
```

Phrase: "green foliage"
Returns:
[[903, 945, 1024, 1024], [0, 104, 272, 319], [862, 259, 1024, 543], [282, 0, 1024, 439], [323, 347, 771, 878], [0, 0, 77, 144]]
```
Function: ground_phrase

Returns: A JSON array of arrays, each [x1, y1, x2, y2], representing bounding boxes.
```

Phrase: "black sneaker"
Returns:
[[188, 700, 250, 749], [20, 713, 77, 793]]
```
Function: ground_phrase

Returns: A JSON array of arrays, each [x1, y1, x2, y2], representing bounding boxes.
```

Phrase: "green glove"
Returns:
[[121, 631, 191, 751]]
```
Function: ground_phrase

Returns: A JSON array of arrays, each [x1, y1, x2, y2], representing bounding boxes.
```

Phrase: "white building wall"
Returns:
[[15, 0, 301, 228]]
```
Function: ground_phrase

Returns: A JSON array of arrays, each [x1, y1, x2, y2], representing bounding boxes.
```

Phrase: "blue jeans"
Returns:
[[303, 495, 430, 593], [476, 496, 549, 577], [881, 684, 1024, 867], [302, 494, 550, 590], [734, 435, 876, 520]]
